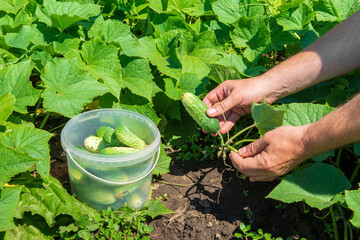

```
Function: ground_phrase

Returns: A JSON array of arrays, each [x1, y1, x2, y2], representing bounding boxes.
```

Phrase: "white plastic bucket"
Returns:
[[61, 109, 161, 210]]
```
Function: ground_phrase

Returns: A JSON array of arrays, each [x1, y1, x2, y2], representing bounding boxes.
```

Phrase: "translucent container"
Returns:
[[61, 109, 160, 210]]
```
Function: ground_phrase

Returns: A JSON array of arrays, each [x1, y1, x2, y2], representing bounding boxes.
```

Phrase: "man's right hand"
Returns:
[[203, 77, 277, 134]]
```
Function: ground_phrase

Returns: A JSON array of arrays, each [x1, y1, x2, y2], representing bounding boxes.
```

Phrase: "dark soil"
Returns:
[[48, 124, 344, 240]]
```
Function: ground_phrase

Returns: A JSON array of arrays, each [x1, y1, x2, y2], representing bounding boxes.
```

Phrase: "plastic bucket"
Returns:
[[61, 109, 160, 210]]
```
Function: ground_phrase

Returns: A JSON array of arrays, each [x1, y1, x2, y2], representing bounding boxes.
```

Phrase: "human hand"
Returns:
[[203, 78, 277, 134], [229, 125, 311, 182]]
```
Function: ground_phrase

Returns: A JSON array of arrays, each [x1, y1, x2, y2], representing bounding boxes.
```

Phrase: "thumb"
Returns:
[[238, 138, 268, 157], [206, 97, 236, 117]]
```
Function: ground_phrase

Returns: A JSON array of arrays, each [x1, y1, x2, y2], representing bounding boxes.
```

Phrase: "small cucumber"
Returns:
[[115, 125, 146, 150], [84, 136, 107, 153], [126, 193, 143, 209], [96, 126, 114, 138], [103, 129, 125, 146], [99, 146, 139, 155], [83, 188, 116, 205], [181, 92, 220, 134]]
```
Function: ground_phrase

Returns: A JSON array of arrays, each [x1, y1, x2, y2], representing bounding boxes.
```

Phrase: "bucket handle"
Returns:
[[66, 146, 160, 185]]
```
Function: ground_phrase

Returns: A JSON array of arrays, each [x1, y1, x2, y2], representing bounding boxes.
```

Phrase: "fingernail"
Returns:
[[238, 147, 246, 155], [207, 107, 216, 115]]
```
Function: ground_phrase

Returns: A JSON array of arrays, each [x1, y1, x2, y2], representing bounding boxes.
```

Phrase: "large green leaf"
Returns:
[[148, 0, 167, 13], [230, 16, 261, 48], [139, 36, 182, 79], [0, 122, 52, 179], [41, 58, 108, 118], [13, 175, 101, 226], [0, 186, 22, 231], [114, 103, 160, 126], [79, 38, 122, 99], [168, 0, 206, 17], [88, 19, 142, 57], [0, 143, 38, 188], [244, 22, 272, 63], [313, 0, 358, 22], [251, 101, 285, 134], [5, 25, 45, 50], [4, 224, 52, 240], [278, 103, 334, 126], [36, 0, 101, 32], [0, 0, 29, 13], [276, 4, 316, 31], [267, 163, 351, 210], [121, 57, 154, 101], [269, 17, 298, 51], [345, 189, 360, 228], [0, 61, 40, 114], [0, 93, 15, 124], [0, 48, 18, 68], [213, 0, 264, 24]]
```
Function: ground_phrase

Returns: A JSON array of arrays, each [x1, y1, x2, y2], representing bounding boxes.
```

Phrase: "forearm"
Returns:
[[302, 93, 360, 158], [262, 10, 360, 102]]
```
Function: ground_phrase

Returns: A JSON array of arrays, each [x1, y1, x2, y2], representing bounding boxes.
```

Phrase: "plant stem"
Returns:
[[233, 139, 257, 148], [225, 124, 255, 145], [330, 205, 339, 240], [32, 98, 42, 122], [336, 148, 343, 168], [349, 159, 360, 183], [39, 112, 51, 129]]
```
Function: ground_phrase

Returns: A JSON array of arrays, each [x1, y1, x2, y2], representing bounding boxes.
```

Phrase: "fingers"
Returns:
[[237, 137, 268, 158], [206, 97, 237, 118]]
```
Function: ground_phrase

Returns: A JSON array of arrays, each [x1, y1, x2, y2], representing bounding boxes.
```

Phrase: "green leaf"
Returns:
[[213, 0, 264, 24], [0, 122, 52, 179], [230, 16, 261, 48], [345, 189, 360, 228], [139, 36, 182, 79], [217, 53, 251, 76], [276, 4, 316, 31], [14, 175, 101, 226], [114, 103, 160, 126], [148, 0, 167, 13], [36, 0, 101, 32], [5, 25, 45, 50], [277, 103, 335, 126], [0, 143, 38, 188], [0, 61, 40, 114], [251, 101, 285, 134], [4, 224, 52, 240], [269, 17, 298, 51], [79, 38, 122, 99], [164, 78, 182, 100], [179, 73, 202, 94], [244, 22, 272, 63], [267, 163, 351, 210], [143, 197, 173, 219], [88, 19, 142, 57], [354, 142, 360, 156], [326, 88, 352, 107], [121, 57, 154, 101], [0, 48, 18, 68], [0, 93, 15, 124], [41, 58, 108, 118], [0, 186, 22, 231], [0, 0, 29, 13], [152, 143, 171, 176], [313, 0, 358, 22], [168, 0, 206, 17]]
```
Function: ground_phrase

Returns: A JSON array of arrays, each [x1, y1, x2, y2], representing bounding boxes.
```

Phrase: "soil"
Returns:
[[48, 123, 348, 240]]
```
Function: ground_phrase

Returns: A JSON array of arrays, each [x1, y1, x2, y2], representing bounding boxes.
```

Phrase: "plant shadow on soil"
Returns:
[[49, 127, 343, 240]]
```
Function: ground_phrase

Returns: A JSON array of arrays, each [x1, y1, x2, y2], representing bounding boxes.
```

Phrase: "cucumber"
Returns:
[[83, 136, 107, 153], [103, 129, 125, 146], [99, 146, 139, 155], [82, 188, 116, 205], [96, 126, 113, 138], [181, 92, 220, 134], [126, 193, 143, 209], [115, 125, 146, 150]]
